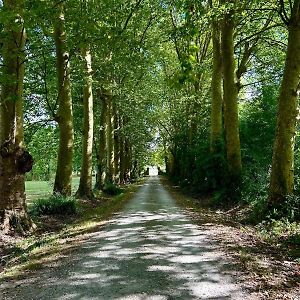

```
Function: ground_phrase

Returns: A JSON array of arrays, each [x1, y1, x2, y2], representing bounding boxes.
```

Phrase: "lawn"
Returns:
[[25, 177, 81, 205]]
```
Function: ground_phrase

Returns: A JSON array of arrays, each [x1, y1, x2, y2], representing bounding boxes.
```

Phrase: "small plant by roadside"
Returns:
[[29, 194, 78, 216], [257, 219, 300, 244], [103, 183, 123, 196]]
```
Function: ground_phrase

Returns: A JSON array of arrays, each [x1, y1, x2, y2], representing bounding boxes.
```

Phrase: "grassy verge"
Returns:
[[25, 177, 83, 204], [0, 179, 145, 280]]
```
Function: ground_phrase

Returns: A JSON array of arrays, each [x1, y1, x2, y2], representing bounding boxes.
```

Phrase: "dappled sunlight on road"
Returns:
[[2, 177, 251, 299]]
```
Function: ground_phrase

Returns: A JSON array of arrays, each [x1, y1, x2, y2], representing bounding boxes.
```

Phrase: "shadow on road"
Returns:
[[2, 177, 250, 299]]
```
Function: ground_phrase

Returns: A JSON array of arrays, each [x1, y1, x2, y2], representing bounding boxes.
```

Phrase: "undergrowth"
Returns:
[[103, 183, 123, 196], [1, 181, 143, 279], [257, 219, 300, 244], [29, 194, 78, 216]]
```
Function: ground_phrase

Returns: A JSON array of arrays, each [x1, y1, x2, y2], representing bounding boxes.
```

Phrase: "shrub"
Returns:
[[103, 183, 123, 196], [240, 166, 300, 223], [267, 195, 300, 222], [30, 194, 78, 216], [257, 218, 300, 246]]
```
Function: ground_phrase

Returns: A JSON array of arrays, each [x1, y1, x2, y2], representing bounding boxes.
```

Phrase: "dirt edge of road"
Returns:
[[161, 176, 300, 300], [0, 180, 145, 280]]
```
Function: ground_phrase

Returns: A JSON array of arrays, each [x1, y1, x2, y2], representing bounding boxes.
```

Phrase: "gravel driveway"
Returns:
[[1, 176, 252, 299]]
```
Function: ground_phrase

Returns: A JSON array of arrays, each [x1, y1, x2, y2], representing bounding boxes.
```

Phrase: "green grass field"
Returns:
[[25, 177, 81, 205]]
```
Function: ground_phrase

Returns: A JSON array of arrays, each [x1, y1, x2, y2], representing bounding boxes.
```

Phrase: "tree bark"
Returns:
[[76, 47, 94, 199], [119, 117, 126, 184], [95, 93, 108, 190], [124, 139, 132, 182], [113, 110, 120, 184], [0, 0, 34, 234], [119, 137, 126, 184], [210, 11, 223, 153], [269, 3, 300, 203], [221, 0, 242, 181], [105, 94, 115, 185], [15, 42, 25, 148], [53, 2, 74, 196]]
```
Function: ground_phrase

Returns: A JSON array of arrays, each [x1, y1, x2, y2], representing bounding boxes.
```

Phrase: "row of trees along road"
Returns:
[[0, 0, 300, 234]]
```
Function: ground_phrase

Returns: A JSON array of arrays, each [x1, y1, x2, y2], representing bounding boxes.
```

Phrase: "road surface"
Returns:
[[1, 177, 251, 299]]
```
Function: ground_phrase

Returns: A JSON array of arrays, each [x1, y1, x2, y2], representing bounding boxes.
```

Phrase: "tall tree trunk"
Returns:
[[76, 47, 94, 199], [95, 93, 108, 190], [114, 111, 120, 184], [221, 0, 242, 181], [0, 0, 34, 234], [15, 49, 25, 148], [269, 3, 300, 204], [105, 94, 115, 185], [124, 139, 131, 182], [53, 2, 74, 196], [119, 117, 126, 184], [210, 9, 223, 153], [119, 118, 131, 184], [187, 78, 204, 183], [119, 136, 126, 184]]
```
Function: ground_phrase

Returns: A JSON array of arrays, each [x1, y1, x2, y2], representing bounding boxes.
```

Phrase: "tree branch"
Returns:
[[278, 0, 290, 25], [169, 10, 182, 62], [139, 13, 157, 45], [120, 0, 144, 34], [41, 50, 56, 118]]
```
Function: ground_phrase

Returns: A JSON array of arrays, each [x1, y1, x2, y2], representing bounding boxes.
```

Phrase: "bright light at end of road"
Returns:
[[149, 166, 158, 176]]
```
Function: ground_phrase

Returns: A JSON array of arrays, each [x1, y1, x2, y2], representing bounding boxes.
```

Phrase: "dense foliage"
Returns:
[[0, 0, 299, 234]]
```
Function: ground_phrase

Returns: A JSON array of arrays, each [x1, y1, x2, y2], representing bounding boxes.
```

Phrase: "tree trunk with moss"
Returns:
[[210, 6, 223, 153], [15, 49, 25, 148], [125, 141, 132, 182], [53, 2, 74, 196], [119, 117, 126, 184], [113, 110, 120, 184], [221, 0, 242, 181], [76, 48, 94, 199], [119, 136, 125, 184], [120, 134, 131, 183], [269, 2, 300, 204], [105, 95, 115, 185], [95, 93, 108, 190], [0, 0, 34, 234]]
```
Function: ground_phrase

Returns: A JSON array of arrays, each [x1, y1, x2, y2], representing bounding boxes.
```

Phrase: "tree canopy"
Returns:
[[1, 0, 300, 233]]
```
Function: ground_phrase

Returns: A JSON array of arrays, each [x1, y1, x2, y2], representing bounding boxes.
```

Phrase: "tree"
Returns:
[[113, 105, 121, 184], [0, 0, 34, 233], [53, 1, 74, 196], [104, 91, 115, 185], [210, 0, 223, 153], [221, 0, 242, 181], [269, 0, 300, 204], [76, 47, 94, 199], [95, 91, 108, 190]]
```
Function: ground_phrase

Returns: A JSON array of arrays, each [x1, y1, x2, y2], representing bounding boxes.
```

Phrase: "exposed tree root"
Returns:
[[0, 209, 35, 236]]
